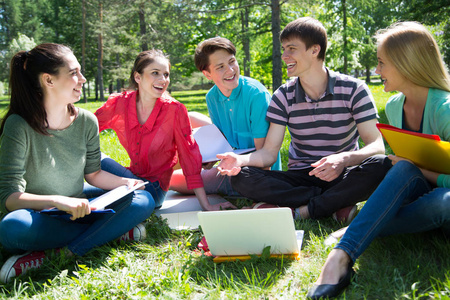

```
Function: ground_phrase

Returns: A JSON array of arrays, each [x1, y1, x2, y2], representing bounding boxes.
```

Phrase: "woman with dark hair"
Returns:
[[307, 22, 450, 299], [95, 49, 233, 211], [0, 43, 155, 283]]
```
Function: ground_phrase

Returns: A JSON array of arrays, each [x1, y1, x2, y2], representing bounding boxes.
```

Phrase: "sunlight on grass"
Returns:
[[0, 86, 449, 299]]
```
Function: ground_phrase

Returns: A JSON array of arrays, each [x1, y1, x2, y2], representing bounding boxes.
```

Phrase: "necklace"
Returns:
[[48, 109, 69, 131]]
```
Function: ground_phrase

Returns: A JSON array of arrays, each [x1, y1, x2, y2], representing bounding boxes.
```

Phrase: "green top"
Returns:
[[385, 88, 450, 188], [0, 108, 101, 214]]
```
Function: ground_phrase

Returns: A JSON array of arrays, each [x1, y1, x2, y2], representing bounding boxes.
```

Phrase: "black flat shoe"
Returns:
[[306, 265, 355, 299]]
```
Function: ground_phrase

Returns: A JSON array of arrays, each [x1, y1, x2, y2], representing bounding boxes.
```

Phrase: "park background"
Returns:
[[0, 0, 449, 299]]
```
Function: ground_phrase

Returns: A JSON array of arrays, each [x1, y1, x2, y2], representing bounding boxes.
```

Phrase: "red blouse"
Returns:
[[95, 90, 203, 191]]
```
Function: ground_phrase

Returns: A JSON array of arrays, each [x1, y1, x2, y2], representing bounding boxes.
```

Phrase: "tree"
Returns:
[[0, 34, 36, 89], [398, 0, 450, 67], [97, 1, 104, 101], [271, 0, 282, 91]]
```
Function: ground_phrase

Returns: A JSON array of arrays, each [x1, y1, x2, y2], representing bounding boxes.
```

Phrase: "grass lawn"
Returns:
[[0, 83, 449, 299]]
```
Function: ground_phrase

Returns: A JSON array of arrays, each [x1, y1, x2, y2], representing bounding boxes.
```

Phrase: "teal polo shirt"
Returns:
[[205, 76, 282, 170]]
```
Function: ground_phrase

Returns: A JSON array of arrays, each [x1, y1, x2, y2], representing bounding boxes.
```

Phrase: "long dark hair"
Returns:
[[0, 43, 76, 135]]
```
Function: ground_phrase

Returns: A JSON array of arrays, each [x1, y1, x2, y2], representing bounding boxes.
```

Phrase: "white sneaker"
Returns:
[[118, 223, 146, 242]]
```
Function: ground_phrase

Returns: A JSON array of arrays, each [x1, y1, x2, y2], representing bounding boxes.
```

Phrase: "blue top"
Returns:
[[385, 88, 450, 188], [206, 76, 282, 170]]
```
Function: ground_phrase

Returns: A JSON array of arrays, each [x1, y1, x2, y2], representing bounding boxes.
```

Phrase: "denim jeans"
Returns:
[[231, 154, 392, 219], [336, 160, 450, 263], [100, 155, 167, 208], [0, 189, 155, 256]]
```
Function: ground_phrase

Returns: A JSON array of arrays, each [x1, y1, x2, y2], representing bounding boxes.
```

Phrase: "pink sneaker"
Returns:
[[333, 205, 357, 224], [253, 202, 298, 218], [0, 251, 46, 283], [118, 223, 146, 242]]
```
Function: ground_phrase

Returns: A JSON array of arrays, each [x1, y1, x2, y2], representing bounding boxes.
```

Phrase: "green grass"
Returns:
[[0, 84, 449, 299]]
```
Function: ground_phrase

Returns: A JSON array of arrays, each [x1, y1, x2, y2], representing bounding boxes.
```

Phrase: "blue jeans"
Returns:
[[0, 189, 155, 256], [100, 155, 167, 208], [336, 160, 450, 263]]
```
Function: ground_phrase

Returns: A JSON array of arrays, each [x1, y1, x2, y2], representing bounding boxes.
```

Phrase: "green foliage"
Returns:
[[1, 0, 449, 93]]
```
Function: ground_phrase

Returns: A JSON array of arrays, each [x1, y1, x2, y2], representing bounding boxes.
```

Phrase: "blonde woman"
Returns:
[[307, 22, 450, 299]]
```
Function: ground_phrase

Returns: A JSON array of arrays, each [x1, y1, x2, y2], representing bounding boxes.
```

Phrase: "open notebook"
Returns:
[[40, 181, 148, 215], [197, 207, 304, 262], [193, 124, 255, 163]]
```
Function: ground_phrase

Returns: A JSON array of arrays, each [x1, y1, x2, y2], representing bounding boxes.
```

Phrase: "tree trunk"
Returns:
[[365, 66, 371, 83], [241, 7, 250, 77], [82, 0, 87, 102], [342, 0, 348, 74], [116, 52, 121, 92], [97, 2, 104, 102], [95, 76, 98, 100], [139, 3, 148, 51], [271, 0, 282, 91]]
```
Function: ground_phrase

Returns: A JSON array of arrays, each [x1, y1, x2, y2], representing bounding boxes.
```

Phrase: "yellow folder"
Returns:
[[377, 123, 450, 174]]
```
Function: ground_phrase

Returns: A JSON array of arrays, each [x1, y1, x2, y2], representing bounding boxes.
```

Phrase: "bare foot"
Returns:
[[324, 226, 348, 246]]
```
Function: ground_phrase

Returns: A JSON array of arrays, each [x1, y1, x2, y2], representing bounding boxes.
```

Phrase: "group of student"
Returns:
[[0, 15, 448, 298]]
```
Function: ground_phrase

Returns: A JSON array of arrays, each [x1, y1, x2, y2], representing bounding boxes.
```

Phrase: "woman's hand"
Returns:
[[53, 196, 91, 221], [203, 201, 236, 211], [124, 178, 146, 189], [388, 154, 413, 166]]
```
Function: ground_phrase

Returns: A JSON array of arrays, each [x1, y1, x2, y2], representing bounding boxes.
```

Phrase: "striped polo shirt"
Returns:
[[267, 69, 378, 170]]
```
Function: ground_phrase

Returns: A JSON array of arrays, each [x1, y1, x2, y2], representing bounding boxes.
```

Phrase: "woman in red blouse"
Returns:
[[95, 49, 234, 211]]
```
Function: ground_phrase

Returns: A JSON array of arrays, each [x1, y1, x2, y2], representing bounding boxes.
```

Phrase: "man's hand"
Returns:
[[309, 153, 347, 182], [217, 152, 242, 176]]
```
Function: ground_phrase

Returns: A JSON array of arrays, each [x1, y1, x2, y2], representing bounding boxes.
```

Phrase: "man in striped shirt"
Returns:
[[217, 17, 391, 221]]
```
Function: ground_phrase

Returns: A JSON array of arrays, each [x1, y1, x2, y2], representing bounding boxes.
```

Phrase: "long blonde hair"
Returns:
[[375, 21, 450, 92]]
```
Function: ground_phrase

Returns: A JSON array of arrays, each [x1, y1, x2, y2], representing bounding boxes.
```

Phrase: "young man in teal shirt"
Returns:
[[170, 37, 281, 196]]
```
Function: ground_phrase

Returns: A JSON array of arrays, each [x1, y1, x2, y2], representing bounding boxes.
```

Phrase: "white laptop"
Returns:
[[197, 208, 303, 258]]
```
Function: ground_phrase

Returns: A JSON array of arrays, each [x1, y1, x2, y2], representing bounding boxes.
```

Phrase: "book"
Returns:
[[377, 123, 450, 173], [193, 124, 255, 163], [40, 181, 149, 215]]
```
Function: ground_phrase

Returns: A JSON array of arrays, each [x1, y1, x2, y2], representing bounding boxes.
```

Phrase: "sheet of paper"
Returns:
[[155, 191, 229, 230], [193, 124, 254, 163]]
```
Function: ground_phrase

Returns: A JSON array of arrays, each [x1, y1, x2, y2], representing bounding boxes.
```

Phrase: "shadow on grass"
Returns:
[[351, 230, 450, 299]]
